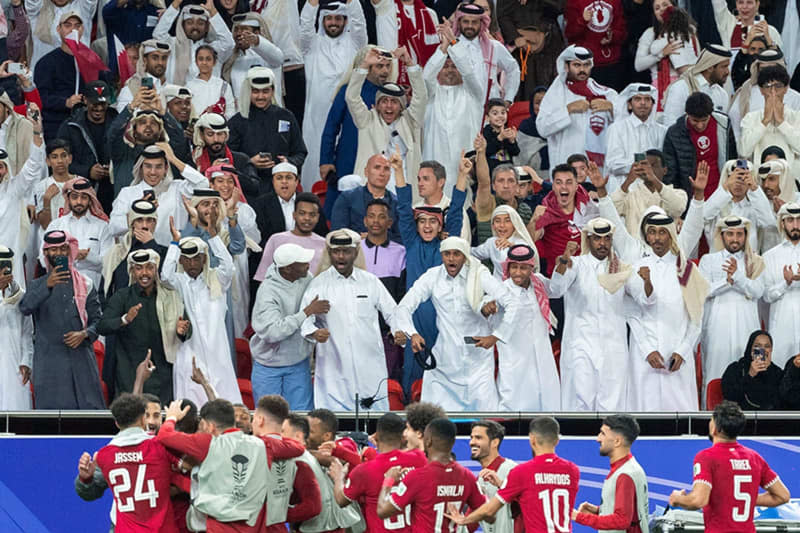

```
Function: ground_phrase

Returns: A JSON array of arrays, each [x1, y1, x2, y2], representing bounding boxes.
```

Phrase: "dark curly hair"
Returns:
[[654, 4, 695, 44]]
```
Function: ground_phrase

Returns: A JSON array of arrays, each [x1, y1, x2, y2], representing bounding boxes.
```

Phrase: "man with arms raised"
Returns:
[[669, 401, 790, 532], [448, 417, 579, 533], [376, 417, 486, 531], [328, 412, 427, 532], [572, 415, 650, 532]]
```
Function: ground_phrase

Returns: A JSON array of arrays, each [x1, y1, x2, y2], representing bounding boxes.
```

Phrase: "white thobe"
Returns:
[[299, 266, 398, 411], [729, 87, 800, 144], [627, 252, 701, 411], [185, 76, 236, 120], [299, 0, 367, 191], [604, 113, 666, 192], [1, 144, 45, 289], [458, 35, 521, 103], [782, 0, 800, 76], [228, 37, 284, 106], [536, 83, 619, 168], [698, 249, 763, 398], [611, 181, 687, 238], [26, 0, 97, 70], [396, 264, 518, 411], [549, 254, 636, 412], [702, 187, 775, 252], [230, 204, 261, 338], [762, 239, 800, 367], [422, 45, 483, 195], [110, 165, 209, 245], [162, 236, 242, 406], [471, 235, 527, 280], [740, 109, 800, 174], [490, 278, 559, 411], [43, 212, 112, 288], [116, 77, 165, 113], [0, 284, 33, 410], [661, 76, 729, 127], [153, 6, 235, 83]]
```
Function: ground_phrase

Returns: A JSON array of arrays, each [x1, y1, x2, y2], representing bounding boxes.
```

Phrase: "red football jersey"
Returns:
[[343, 449, 427, 532], [693, 442, 780, 533], [496, 453, 580, 533], [389, 460, 486, 533], [96, 435, 179, 533]]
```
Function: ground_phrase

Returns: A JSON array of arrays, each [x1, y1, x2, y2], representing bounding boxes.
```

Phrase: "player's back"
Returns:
[[96, 434, 179, 533], [391, 460, 486, 533], [695, 442, 779, 533], [346, 448, 427, 532], [497, 453, 580, 533]]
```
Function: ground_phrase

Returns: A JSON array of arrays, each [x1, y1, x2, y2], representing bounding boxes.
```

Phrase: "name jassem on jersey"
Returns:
[[115, 451, 144, 464]]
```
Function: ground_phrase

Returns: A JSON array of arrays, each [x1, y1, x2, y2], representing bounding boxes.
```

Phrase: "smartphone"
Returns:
[[463, 337, 477, 344], [753, 347, 766, 361], [634, 153, 646, 162], [736, 159, 749, 170], [141, 77, 154, 90], [259, 151, 272, 160], [54, 255, 69, 272], [0, 260, 11, 274], [669, 357, 679, 371], [379, 50, 393, 59], [142, 189, 155, 200], [8, 62, 23, 75]]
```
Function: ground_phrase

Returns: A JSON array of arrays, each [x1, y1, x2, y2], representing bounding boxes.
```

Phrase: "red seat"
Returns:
[[506, 101, 530, 130], [312, 180, 327, 207], [238, 378, 255, 409], [410, 380, 423, 403], [235, 338, 252, 379], [706, 379, 724, 411], [94, 341, 109, 406], [387, 379, 405, 410]]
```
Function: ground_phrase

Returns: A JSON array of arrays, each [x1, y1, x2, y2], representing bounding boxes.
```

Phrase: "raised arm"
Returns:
[[153, 0, 179, 41]]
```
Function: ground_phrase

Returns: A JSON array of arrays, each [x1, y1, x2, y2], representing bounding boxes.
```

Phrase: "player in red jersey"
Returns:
[[329, 412, 428, 532], [669, 401, 790, 533], [448, 417, 580, 532], [376, 417, 487, 533], [94, 393, 180, 533]]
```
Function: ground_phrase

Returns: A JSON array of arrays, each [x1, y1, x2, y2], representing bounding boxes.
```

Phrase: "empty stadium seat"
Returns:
[[235, 338, 252, 379], [312, 180, 328, 207], [411, 380, 422, 403], [387, 379, 405, 410], [94, 341, 108, 406], [706, 379, 724, 411], [238, 378, 255, 409]]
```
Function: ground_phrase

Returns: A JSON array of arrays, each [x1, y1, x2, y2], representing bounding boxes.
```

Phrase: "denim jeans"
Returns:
[[251, 358, 313, 410]]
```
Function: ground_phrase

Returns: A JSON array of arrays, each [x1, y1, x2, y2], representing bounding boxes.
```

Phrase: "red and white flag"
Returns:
[[65, 29, 109, 83], [114, 34, 134, 86]]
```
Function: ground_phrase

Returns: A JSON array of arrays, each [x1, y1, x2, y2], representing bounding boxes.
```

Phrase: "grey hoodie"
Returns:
[[249, 263, 313, 367]]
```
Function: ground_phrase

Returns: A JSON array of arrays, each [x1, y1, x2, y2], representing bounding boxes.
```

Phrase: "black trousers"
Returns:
[[283, 67, 306, 127]]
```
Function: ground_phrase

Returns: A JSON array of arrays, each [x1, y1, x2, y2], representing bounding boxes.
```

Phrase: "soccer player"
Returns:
[[669, 401, 790, 533], [448, 417, 580, 532], [468, 420, 519, 533], [572, 415, 650, 532], [94, 393, 179, 533], [329, 412, 427, 532], [376, 417, 487, 532], [403, 401, 446, 451]]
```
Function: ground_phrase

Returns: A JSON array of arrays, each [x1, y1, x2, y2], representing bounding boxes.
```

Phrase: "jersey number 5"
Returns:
[[732, 474, 752, 522], [109, 465, 160, 512], [539, 488, 570, 532]]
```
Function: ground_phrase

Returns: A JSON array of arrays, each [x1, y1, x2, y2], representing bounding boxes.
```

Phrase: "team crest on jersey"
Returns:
[[697, 136, 710, 150], [231, 454, 249, 503], [589, 114, 607, 135], [587, 1, 613, 33], [693, 462, 701, 476]]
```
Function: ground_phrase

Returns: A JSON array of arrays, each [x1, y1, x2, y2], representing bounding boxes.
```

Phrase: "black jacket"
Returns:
[[250, 192, 329, 250], [228, 104, 307, 193], [779, 357, 800, 410], [662, 111, 737, 205], [722, 356, 784, 411], [57, 106, 119, 213]]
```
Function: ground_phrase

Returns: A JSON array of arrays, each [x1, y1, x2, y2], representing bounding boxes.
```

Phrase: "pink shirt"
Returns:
[[253, 231, 327, 281]]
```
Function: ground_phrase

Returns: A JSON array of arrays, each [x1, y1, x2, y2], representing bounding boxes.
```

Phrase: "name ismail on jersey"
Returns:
[[115, 451, 144, 463], [535, 473, 573, 485], [437, 485, 465, 497]]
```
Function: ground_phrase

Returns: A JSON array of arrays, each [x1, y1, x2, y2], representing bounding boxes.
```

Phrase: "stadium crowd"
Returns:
[[3, 0, 800, 415]]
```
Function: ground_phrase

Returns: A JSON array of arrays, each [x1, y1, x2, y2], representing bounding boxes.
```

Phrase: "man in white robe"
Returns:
[[153, 2, 235, 85], [421, 25, 483, 194], [299, 229, 399, 411], [0, 246, 33, 410], [223, 13, 284, 107], [549, 219, 641, 412], [396, 236, 518, 411], [536, 45, 618, 168], [110, 143, 209, 245], [482, 244, 559, 411], [605, 83, 667, 192], [662, 44, 732, 127], [162, 229, 242, 406], [762, 202, 800, 368], [757, 158, 798, 253], [299, 0, 367, 191], [703, 159, 775, 253], [43, 177, 113, 288], [699, 215, 765, 404]]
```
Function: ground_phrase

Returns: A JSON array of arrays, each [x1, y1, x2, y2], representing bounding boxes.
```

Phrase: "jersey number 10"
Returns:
[[539, 488, 570, 533]]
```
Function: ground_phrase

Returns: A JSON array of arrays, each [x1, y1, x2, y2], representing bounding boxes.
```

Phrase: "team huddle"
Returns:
[[76, 396, 790, 532]]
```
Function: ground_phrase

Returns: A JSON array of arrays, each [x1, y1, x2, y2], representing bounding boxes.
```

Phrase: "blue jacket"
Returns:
[[331, 185, 401, 243], [103, 0, 160, 75], [319, 79, 380, 174]]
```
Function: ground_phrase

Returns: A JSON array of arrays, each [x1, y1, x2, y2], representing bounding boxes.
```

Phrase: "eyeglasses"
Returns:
[[763, 82, 786, 90]]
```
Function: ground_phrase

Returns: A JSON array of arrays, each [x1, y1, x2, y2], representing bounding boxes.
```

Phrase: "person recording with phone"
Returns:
[[722, 329, 785, 410]]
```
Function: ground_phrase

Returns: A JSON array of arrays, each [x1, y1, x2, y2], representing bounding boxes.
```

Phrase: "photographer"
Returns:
[[722, 329, 784, 411]]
